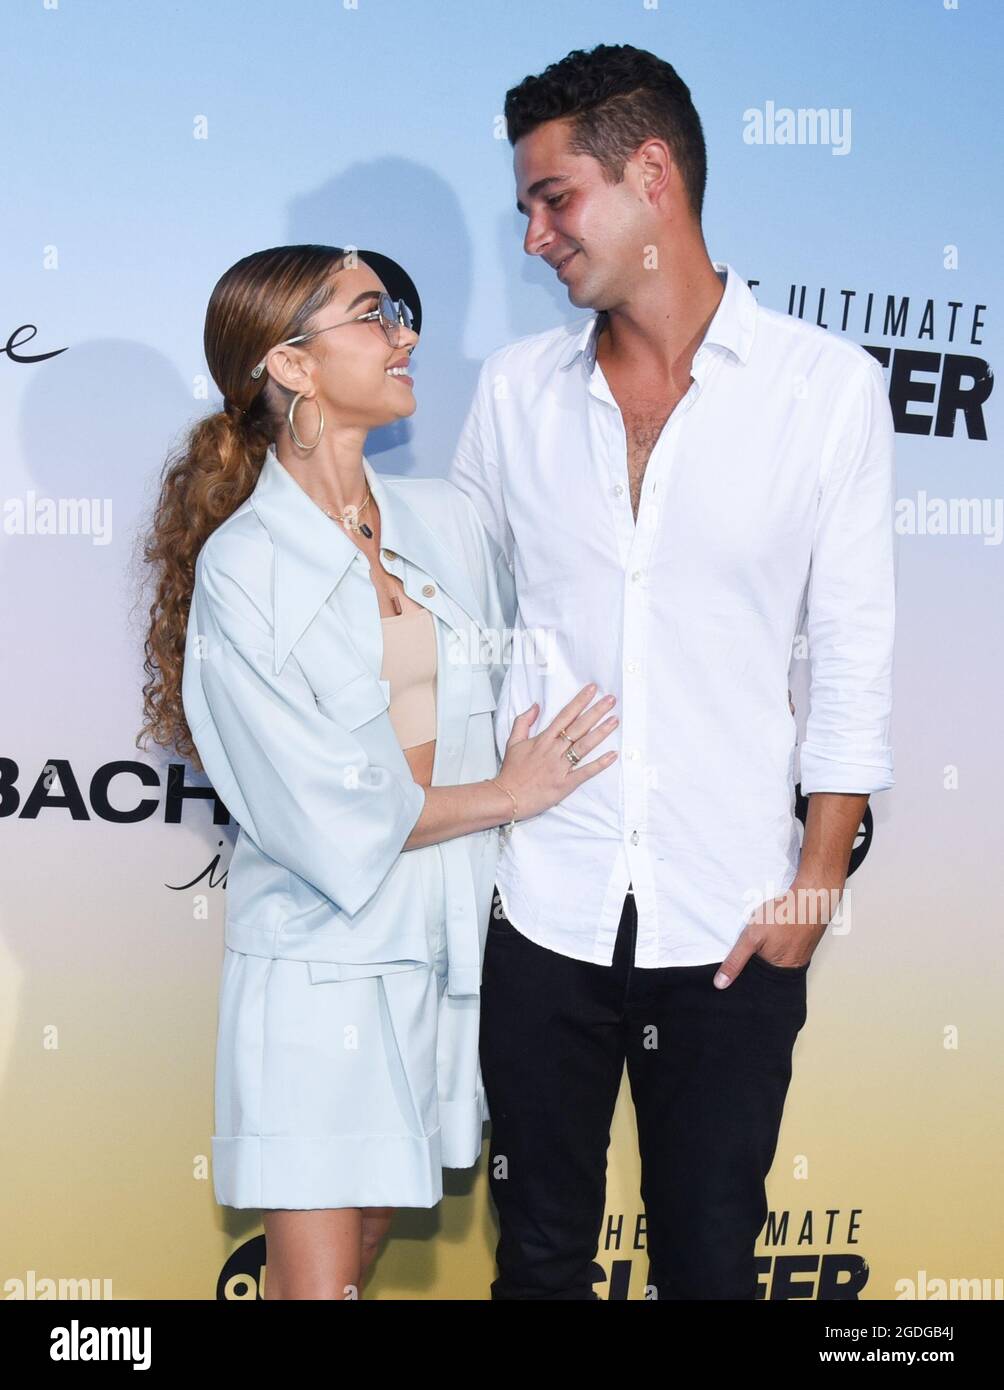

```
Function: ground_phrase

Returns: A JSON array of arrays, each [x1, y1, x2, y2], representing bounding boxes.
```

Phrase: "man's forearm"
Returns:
[[797, 791, 869, 887]]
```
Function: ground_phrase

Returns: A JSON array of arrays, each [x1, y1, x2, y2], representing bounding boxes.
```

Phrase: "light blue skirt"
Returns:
[[211, 841, 486, 1209]]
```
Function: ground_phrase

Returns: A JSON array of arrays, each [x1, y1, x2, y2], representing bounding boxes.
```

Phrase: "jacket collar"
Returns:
[[558, 260, 756, 373], [249, 443, 487, 674]]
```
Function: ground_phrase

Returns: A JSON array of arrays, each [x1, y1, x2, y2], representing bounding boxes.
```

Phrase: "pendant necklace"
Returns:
[[323, 487, 374, 539]]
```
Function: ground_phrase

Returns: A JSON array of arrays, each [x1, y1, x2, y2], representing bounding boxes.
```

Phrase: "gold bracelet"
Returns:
[[490, 778, 518, 836]]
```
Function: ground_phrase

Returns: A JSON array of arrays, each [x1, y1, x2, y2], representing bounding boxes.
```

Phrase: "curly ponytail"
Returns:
[[136, 243, 350, 770]]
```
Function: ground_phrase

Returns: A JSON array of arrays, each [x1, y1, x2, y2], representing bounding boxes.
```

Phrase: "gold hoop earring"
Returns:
[[287, 392, 324, 451]]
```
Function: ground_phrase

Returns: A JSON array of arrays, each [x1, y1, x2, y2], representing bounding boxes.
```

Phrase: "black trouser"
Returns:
[[479, 885, 809, 1300]]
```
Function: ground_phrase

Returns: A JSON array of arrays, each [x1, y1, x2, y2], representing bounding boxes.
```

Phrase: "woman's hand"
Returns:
[[497, 683, 618, 822]]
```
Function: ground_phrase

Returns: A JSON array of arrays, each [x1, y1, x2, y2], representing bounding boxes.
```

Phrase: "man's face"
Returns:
[[514, 116, 647, 311]]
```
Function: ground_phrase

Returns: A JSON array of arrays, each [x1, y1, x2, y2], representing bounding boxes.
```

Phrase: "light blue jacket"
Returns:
[[182, 443, 516, 997]]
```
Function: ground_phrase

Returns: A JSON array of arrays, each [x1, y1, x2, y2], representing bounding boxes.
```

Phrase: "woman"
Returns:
[[138, 244, 620, 1299]]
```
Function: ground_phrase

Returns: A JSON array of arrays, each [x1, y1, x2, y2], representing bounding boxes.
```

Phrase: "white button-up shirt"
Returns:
[[447, 262, 896, 967]]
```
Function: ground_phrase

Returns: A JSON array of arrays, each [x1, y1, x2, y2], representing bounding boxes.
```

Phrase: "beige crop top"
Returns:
[[379, 607, 438, 748]]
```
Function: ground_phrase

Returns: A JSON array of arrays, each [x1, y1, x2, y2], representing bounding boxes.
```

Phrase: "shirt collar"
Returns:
[[248, 443, 487, 673], [558, 260, 756, 374]]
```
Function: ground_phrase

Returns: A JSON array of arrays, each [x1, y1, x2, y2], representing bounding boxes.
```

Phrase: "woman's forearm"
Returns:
[[403, 779, 515, 850]]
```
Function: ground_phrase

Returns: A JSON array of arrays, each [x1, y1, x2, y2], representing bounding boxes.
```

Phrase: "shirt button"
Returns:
[[422, 583, 436, 597], [614, 483, 625, 496], [630, 830, 640, 845], [628, 748, 640, 760], [625, 660, 639, 674], [631, 570, 642, 582]]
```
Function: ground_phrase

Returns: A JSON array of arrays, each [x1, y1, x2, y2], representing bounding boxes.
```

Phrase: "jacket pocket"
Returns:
[[306, 958, 425, 983], [316, 672, 390, 729]]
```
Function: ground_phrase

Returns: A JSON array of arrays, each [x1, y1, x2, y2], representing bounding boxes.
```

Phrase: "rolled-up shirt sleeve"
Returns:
[[799, 353, 897, 795], [184, 557, 427, 917]]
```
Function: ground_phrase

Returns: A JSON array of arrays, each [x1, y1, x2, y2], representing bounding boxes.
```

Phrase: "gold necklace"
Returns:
[[323, 487, 373, 538]]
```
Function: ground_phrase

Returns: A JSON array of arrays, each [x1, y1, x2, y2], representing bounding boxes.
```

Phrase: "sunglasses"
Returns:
[[250, 292, 415, 380]]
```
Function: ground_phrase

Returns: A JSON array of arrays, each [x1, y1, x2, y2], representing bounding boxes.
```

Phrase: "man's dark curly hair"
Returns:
[[505, 43, 707, 222]]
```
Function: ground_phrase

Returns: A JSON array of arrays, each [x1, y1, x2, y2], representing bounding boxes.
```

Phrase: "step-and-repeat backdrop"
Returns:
[[2, 0, 1000, 1300]]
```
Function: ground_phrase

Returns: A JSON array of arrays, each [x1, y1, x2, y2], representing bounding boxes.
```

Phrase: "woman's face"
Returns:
[[282, 262, 420, 430]]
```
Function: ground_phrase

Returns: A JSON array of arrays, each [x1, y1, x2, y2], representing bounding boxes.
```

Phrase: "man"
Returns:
[[447, 43, 896, 1300]]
